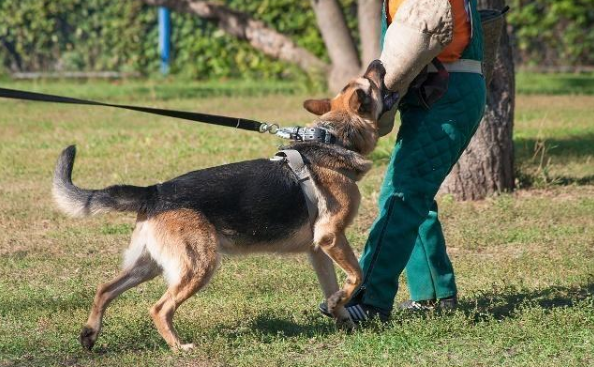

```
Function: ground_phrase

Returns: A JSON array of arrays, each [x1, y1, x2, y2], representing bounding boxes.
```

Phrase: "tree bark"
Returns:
[[310, 0, 361, 92], [358, 0, 382, 68], [440, 0, 515, 200], [140, 0, 329, 74]]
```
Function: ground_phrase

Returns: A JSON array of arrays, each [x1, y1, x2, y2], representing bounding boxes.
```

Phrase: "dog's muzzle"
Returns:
[[382, 89, 400, 115], [364, 60, 400, 116]]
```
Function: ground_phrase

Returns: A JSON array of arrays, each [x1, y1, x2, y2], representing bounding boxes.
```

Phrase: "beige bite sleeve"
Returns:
[[379, 0, 453, 97]]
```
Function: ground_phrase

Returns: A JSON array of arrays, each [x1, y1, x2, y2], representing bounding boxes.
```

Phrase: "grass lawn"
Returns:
[[1, 76, 593, 366]]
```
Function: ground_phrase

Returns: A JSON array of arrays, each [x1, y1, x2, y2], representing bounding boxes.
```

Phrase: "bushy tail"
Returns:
[[52, 145, 151, 217]]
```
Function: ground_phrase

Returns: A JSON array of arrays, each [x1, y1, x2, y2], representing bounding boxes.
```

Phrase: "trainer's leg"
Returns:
[[405, 201, 457, 301], [358, 98, 468, 312], [403, 72, 487, 303], [358, 192, 433, 310]]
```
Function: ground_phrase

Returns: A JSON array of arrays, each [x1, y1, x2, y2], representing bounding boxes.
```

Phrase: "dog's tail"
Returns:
[[52, 145, 152, 217]]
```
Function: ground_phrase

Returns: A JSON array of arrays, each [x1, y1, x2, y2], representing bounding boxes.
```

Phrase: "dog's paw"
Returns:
[[327, 290, 346, 313], [181, 343, 195, 351], [336, 317, 356, 333], [79, 325, 98, 351], [173, 343, 195, 352]]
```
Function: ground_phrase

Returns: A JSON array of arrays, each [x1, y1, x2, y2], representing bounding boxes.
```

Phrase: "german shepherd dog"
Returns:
[[53, 61, 392, 351]]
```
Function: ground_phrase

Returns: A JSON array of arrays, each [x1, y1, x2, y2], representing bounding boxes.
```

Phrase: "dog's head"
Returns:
[[303, 60, 397, 155]]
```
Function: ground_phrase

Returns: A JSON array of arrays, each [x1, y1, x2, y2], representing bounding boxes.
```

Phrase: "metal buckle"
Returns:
[[258, 122, 280, 134], [274, 126, 335, 145]]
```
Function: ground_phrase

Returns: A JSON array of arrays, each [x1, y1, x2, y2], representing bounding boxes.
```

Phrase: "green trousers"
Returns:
[[358, 72, 486, 311]]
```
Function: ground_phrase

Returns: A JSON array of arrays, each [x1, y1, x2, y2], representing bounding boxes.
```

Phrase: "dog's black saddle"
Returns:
[[273, 150, 318, 229]]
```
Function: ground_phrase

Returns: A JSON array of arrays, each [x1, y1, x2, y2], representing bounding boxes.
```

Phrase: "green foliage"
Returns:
[[0, 0, 356, 80], [509, 0, 594, 67], [4, 0, 592, 78], [0, 0, 157, 73]]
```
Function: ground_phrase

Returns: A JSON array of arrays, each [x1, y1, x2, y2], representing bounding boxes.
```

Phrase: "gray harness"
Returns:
[[273, 150, 318, 228]]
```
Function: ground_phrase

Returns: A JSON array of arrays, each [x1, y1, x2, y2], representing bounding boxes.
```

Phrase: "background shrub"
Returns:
[[0, 0, 592, 78], [0, 0, 358, 79]]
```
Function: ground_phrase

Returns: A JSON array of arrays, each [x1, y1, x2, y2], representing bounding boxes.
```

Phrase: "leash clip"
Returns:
[[275, 126, 300, 140], [258, 122, 280, 134]]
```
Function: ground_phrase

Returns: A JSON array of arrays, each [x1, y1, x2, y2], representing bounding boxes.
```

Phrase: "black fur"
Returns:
[[149, 158, 308, 243], [54, 145, 310, 243], [53, 142, 369, 244]]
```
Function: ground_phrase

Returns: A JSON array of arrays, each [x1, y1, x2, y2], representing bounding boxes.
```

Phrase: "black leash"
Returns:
[[0, 86, 338, 144], [0, 87, 269, 132]]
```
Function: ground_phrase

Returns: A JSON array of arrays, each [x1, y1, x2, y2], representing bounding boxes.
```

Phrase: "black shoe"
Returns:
[[319, 300, 390, 323], [398, 295, 458, 312]]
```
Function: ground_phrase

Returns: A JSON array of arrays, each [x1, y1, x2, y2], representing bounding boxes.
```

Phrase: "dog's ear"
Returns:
[[349, 88, 371, 114], [303, 99, 331, 116]]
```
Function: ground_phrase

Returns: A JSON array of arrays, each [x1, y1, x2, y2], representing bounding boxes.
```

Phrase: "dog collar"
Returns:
[[275, 126, 338, 145]]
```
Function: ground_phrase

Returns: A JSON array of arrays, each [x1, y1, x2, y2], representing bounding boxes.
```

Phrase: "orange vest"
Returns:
[[386, 0, 471, 63]]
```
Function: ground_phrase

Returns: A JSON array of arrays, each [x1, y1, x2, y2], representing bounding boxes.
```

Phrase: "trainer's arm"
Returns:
[[377, 0, 453, 135]]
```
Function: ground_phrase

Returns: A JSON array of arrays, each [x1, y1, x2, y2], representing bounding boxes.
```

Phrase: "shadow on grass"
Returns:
[[458, 281, 594, 322], [247, 312, 336, 338], [515, 134, 594, 187], [516, 172, 594, 188], [547, 175, 594, 186], [515, 134, 594, 161], [0, 291, 91, 317]]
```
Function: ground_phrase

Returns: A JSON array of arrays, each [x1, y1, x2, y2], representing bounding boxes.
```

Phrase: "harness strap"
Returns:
[[275, 150, 318, 229]]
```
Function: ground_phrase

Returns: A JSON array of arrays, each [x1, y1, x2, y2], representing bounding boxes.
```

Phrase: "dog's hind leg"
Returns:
[[148, 210, 219, 351], [80, 218, 160, 350]]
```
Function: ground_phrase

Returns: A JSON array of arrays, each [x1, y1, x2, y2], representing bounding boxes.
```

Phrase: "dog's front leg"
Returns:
[[314, 231, 362, 331], [308, 247, 351, 326]]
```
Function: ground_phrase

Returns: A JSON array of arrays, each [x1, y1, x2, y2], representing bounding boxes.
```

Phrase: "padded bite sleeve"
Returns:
[[379, 0, 453, 97]]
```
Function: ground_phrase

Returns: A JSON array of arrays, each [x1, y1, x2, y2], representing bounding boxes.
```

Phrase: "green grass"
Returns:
[[516, 72, 594, 95], [1, 78, 594, 366], [0, 78, 307, 102], [513, 95, 594, 187]]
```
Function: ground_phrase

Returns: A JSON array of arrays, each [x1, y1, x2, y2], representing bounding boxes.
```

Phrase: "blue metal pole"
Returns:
[[159, 7, 171, 75]]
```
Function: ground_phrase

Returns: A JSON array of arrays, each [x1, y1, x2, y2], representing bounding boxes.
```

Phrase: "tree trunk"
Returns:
[[310, 0, 361, 92], [140, 0, 329, 75], [440, 0, 515, 200], [358, 0, 382, 68]]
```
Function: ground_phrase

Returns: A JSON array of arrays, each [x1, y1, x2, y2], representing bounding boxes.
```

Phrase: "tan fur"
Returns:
[[78, 64, 386, 351]]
